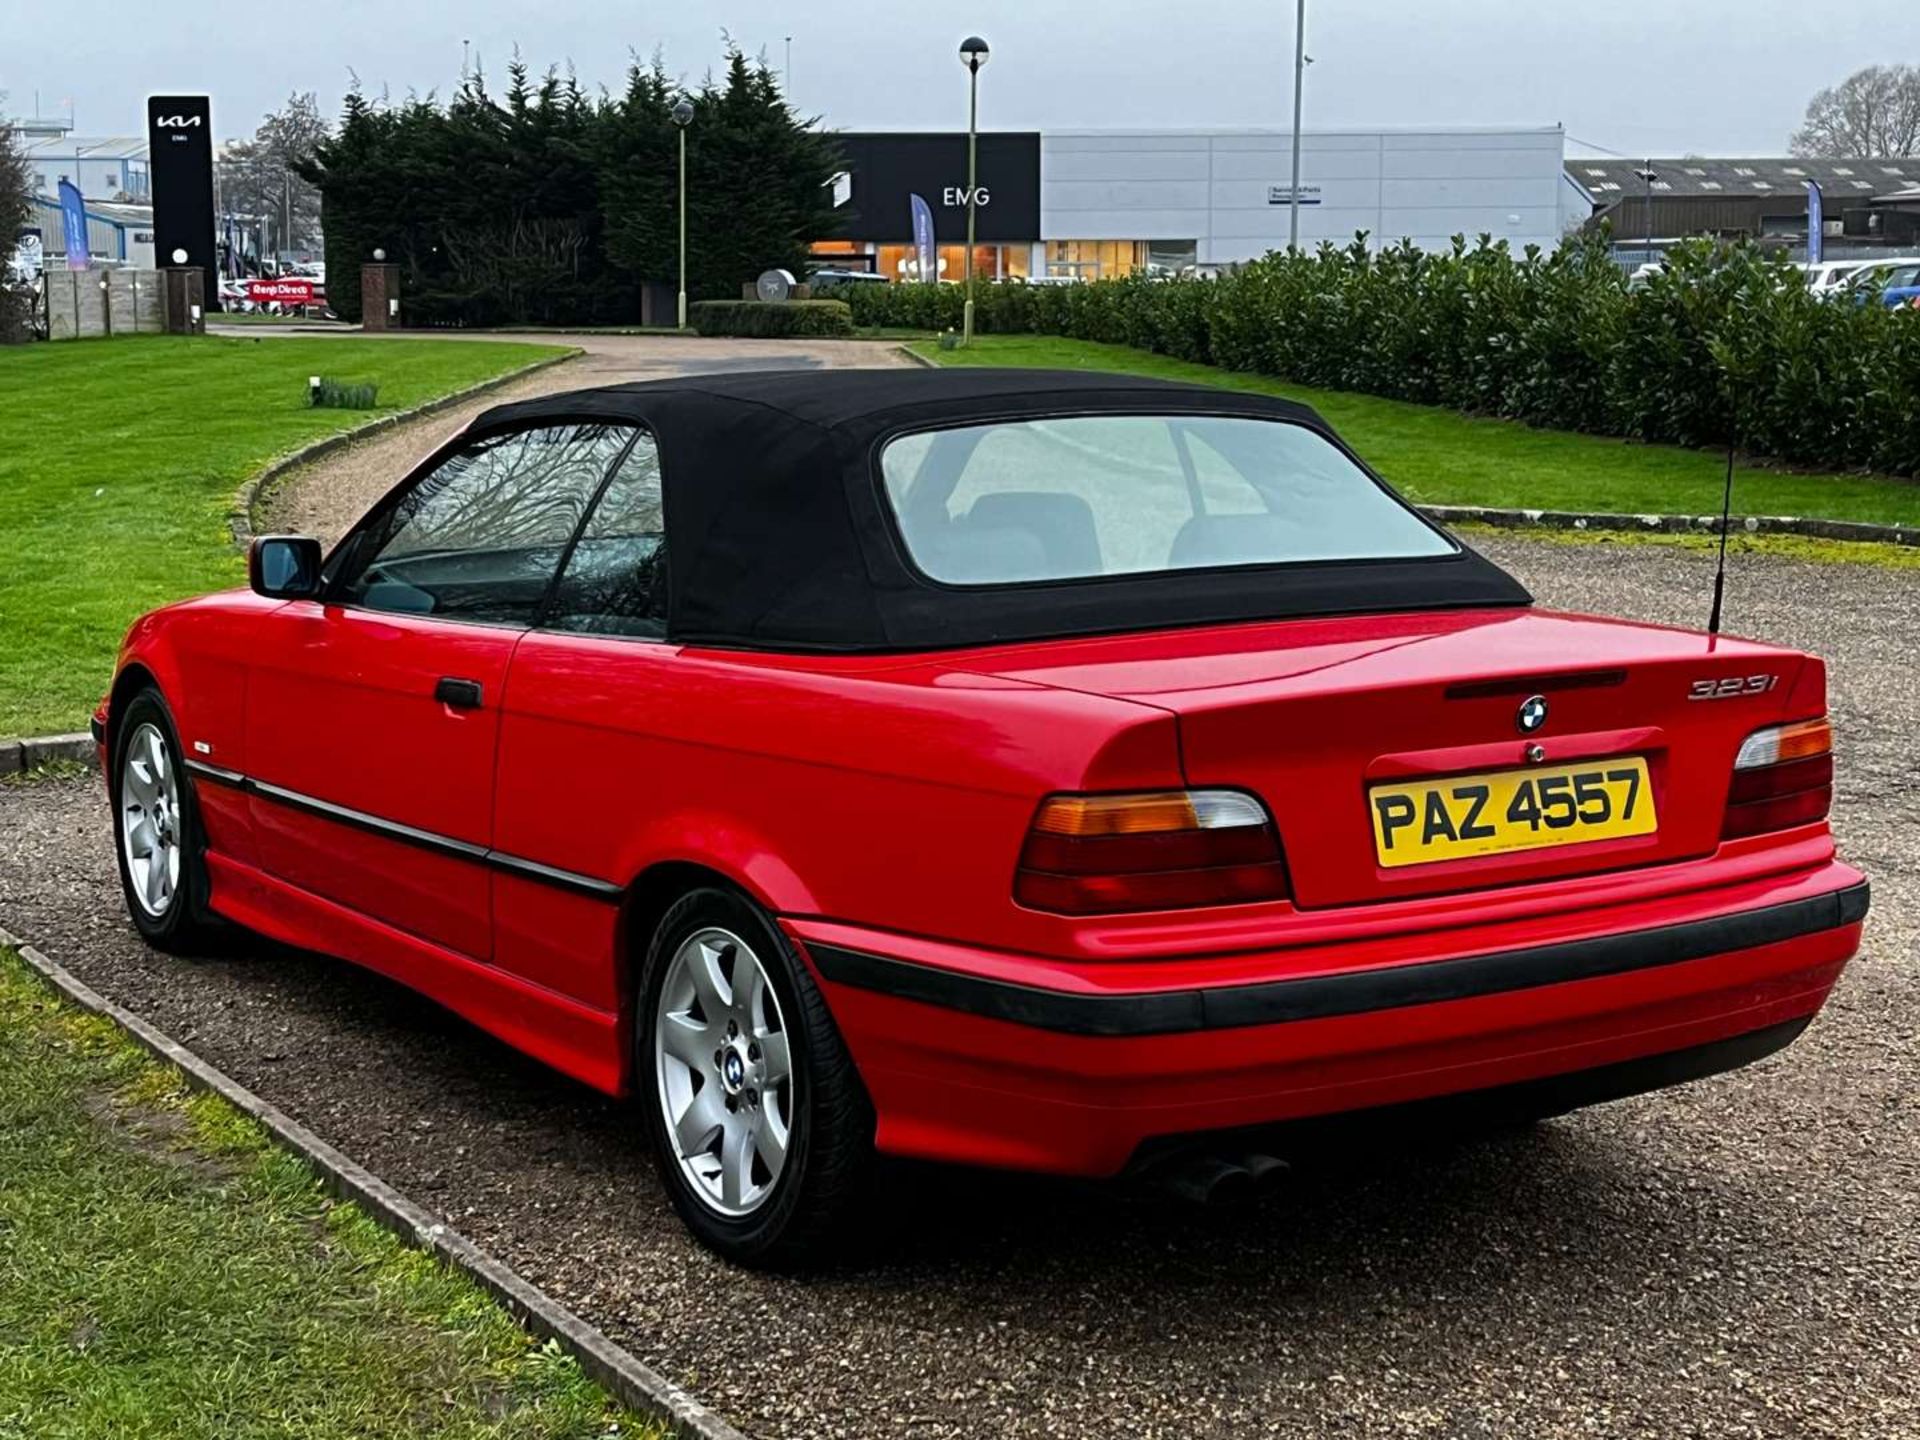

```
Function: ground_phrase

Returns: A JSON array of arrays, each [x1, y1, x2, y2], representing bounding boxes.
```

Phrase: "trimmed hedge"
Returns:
[[836, 236, 1920, 478], [687, 299, 854, 338]]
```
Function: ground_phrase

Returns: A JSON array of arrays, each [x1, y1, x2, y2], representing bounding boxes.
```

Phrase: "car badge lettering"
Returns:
[[1688, 675, 1779, 700], [1516, 694, 1549, 733]]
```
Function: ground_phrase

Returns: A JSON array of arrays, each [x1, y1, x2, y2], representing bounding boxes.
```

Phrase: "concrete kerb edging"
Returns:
[[0, 922, 752, 1440], [0, 734, 95, 778], [1424, 503, 1920, 548], [228, 347, 584, 546], [892, 343, 938, 369]]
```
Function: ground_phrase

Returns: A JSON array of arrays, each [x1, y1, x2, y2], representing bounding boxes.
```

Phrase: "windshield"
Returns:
[[879, 414, 1455, 585]]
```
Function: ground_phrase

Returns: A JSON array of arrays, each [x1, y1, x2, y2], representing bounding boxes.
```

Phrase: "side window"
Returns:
[[544, 432, 668, 638], [331, 424, 635, 625]]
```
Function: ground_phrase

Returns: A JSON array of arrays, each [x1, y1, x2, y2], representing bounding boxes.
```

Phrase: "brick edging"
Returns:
[[0, 921, 752, 1440], [228, 348, 582, 545]]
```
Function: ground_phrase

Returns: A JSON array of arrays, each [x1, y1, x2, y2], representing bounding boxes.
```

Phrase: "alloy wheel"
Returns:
[[654, 925, 795, 1216], [119, 721, 181, 919]]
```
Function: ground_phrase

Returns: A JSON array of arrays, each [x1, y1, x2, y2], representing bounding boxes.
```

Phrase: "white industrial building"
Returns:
[[813, 125, 1588, 281]]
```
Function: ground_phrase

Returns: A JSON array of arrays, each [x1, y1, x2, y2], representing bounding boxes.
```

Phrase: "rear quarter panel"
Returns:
[[487, 632, 1183, 1010]]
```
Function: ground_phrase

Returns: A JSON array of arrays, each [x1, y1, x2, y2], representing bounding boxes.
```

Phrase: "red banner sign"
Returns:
[[243, 278, 318, 305]]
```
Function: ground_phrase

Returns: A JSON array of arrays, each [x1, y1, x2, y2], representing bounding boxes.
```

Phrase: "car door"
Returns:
[[489, 429, 673, 1009], [242, 421, 641, 961]]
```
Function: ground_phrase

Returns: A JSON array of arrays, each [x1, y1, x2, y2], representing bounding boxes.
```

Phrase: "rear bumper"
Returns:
[[792, 867, 1868, 1176]]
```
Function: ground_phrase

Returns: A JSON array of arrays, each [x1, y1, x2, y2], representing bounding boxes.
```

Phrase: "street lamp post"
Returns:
[[1636, 162, 1658, 270], [1288, 0, 1306, 250], [672, 98, 694, 330], [959, 36, 990, 347]]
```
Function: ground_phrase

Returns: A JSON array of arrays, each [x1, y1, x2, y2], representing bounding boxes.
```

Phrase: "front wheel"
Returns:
[[639, 888, 873, 1267], [111, 688, 220, 952]]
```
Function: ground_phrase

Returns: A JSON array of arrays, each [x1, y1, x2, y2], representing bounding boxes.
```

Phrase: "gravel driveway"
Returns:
[[4, 533, 1914, 1439], [254, 333, 916, 543]]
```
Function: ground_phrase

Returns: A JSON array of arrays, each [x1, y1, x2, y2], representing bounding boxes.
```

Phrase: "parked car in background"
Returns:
[[1869, 263, 1920, 308], [1844, 261, 1920, 307], [808, 268, 889, 288], [1801, 259, 1877, 294], [94, 370, 1869, 1266]]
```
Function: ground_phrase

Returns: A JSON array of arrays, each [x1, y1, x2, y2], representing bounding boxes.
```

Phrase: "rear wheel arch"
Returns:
[[617, 861, 770, 1079]]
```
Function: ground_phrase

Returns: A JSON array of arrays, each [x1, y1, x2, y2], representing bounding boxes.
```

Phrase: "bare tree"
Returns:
[[1791, 64, 1920, 158], [217, 92, 331, 261]]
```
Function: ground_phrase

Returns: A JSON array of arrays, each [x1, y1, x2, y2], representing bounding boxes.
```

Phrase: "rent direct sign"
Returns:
[[244, 277, 318, 305]]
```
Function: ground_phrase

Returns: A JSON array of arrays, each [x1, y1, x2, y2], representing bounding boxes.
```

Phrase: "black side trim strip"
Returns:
[[251, 777, 491, 863], [184, 760, 621, 902], [185, 759, 247, 789], [809, 880, 1870, 1037], [89, 716, 106, 744], [487, 850, 625, 900]]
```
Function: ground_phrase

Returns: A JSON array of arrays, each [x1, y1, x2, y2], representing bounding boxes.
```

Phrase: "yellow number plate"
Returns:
[[1369, 758, 1656, 869]]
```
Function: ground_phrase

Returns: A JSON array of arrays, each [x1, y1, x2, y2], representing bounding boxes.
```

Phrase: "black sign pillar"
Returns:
[[147, 95, 216, 308]]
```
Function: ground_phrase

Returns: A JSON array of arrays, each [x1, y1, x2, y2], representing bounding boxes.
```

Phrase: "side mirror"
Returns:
[[248, 535, 324, 600]]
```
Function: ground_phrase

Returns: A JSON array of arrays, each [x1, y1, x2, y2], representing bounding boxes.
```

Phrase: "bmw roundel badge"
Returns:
[[1516, 694, 1549, 733]]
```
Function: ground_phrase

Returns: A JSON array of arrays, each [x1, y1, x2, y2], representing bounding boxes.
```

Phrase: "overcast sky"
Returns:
[[3, 0, 1907, 157]]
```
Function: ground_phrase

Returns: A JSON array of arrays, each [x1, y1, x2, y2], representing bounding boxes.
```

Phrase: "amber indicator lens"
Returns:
[[1017, 790, 1288, 915]]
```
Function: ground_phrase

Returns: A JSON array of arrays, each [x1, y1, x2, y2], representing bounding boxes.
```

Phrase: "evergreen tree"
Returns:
[[1, 97, 35, 342], [300, 43, 842, 325]]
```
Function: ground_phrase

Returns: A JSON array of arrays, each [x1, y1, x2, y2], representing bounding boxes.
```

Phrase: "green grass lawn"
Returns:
[[0, 944, 656, 1440], [915, 335, 1920, 528], [0, 335, 570, 738]]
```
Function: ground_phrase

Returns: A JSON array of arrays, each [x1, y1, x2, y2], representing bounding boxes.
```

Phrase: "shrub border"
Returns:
[[0, 919, 751, 1440]]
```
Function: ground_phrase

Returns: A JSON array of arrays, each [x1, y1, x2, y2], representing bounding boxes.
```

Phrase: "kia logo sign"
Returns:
[[155, 115, 203, 128], [941, 186, 990, 208]]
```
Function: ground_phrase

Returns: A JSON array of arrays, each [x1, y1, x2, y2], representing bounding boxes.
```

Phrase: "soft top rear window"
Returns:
[[879, 414, 1454, 586]]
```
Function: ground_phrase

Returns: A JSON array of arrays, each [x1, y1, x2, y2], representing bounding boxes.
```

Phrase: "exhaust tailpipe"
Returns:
[[1159, 1154, 1254, 1206]]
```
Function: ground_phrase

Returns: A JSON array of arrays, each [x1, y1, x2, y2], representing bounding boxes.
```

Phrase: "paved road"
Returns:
[[250, 332, 915, 542]]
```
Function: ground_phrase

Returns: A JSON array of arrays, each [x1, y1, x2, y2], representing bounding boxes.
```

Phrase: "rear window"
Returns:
[[879, 414, 1454, 585]]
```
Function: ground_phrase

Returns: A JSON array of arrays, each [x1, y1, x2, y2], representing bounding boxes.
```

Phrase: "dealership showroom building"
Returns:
[[811, 126, 1590, 281]]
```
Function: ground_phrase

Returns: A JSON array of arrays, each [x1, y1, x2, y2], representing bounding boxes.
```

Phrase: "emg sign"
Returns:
[[830, 133, 1038, 241]]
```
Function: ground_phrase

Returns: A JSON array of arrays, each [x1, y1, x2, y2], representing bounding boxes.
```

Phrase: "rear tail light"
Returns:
[[1723, 717, 1833, 840], [1015, 790, 1289, 914]]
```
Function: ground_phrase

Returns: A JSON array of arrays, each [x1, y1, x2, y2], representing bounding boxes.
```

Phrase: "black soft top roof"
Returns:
[[467, 368, 1530, 652]]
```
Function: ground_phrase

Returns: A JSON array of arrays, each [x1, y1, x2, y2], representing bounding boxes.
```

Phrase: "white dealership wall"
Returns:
[[1039, 126, 1572, 264]]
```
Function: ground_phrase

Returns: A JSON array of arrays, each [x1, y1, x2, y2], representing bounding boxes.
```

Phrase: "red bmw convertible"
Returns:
[[96, 369, 1867, 1264]]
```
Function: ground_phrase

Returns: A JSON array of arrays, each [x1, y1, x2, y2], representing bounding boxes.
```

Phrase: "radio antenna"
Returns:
[[1707, 438, 1736, 637]]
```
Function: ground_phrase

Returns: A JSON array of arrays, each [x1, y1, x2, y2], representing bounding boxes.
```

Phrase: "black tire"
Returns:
[[637, 887, 874, 1267], [109, 688, 221, 953]]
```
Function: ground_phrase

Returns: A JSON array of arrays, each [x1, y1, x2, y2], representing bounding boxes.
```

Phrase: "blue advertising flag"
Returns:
[[909, 192, 936, 284], [1806, 180, 1824, 265], [57, 179, 90, 272]]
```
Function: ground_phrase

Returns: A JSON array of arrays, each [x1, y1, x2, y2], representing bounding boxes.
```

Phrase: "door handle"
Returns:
[[435, 677, 484, 710]]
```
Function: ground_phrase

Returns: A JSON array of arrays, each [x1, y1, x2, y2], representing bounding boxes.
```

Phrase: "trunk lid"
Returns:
[[959, 609, 1811, 908]]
